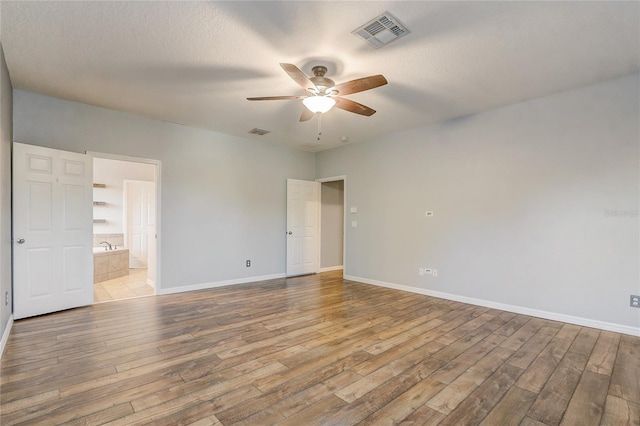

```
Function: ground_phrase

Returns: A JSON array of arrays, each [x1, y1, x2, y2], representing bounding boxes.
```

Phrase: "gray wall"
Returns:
[[316, 73, 640, 330], [13, 90, 315, 290], [320, 180, 344, 268], [0, 43, 12, 342]]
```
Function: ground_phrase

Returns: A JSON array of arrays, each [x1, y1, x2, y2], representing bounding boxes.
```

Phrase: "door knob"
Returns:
[[17, 238, 25, 244], [288, 231, 293, 235]]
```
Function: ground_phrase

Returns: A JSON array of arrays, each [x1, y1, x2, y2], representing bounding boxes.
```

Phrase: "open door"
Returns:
[[13, 143, 93, 319], [286, 179, 320, 276], [124, 180, 155, 269]]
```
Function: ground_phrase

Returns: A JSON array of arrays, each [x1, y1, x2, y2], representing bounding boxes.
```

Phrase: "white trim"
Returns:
[[316, 175, 347, 183], [1, 315, 13, 358], [344, 275, 640, 337], [87, 151, 161, 294], [319, 266, 344, 273], [157, 273, 286, 295]]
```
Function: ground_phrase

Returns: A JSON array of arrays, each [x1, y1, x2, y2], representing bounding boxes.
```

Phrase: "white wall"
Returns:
[[316, 73, 640, 333], [13, 90, 316, 290], [93, 157, 155, 234], [321, 180, 344, 269], [0, 43, 13, 347]]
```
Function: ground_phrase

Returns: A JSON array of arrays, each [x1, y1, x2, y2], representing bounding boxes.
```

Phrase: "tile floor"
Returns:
[[93, 268, 154, 303]]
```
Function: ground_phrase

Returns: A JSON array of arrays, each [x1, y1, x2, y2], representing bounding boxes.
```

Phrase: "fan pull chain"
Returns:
[[317, 113, 322, 141]]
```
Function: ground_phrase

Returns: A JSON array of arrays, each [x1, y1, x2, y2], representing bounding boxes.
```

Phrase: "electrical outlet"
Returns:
[[631, 295, 640, 308], [424, 268, 432, 275], [433, 269, 438, 277], [246, 260, 251, 267]]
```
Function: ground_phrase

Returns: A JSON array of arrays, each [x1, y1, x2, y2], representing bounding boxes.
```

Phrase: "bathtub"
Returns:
[[93, 247, 130, 283]]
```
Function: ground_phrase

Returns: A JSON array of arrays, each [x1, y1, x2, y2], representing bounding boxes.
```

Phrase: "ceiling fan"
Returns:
[[247, 63, 388, 122]]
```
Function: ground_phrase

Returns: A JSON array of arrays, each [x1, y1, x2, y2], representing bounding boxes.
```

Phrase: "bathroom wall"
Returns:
[[93, 157, 155, 234]]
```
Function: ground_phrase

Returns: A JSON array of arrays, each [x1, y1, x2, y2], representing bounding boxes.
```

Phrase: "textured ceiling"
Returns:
[[1, 1, 638, 151]]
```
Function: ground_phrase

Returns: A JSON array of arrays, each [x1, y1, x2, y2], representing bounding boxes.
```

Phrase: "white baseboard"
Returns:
[[319, 266, 344, 273], [344, 275, 640, 337], [1, 315, 13, 358], [157, 273, 286, 295]]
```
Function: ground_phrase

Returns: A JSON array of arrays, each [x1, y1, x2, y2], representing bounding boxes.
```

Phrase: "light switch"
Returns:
[[350, 207, 358, 213], [351, 221, 358, 228], [425, 211, 434, 217]]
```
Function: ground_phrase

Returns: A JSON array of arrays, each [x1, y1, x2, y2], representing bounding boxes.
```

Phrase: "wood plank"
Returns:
[[324, 359, 444, 425], [560, 370, 609, 425], [215, 351, 371, 424], [601, 395, 640, 426], [425, 346, 514, 415], [438, 363, 524, 426], [515, 323, 580, 393], [479, 385, 537, 426], [568, 327, 600, 356], [358, 378, 445, 425], [499, 317, 546, 351], [526, 351, 588, 425], [585, 331, 620, 375], [609, 334, 640, 403], [507, 324, 559, 369], [397, 404, 446, 425], [275, 395, 348, 426]]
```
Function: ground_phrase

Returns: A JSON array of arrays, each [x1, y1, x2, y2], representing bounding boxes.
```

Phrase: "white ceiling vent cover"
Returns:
[[352, 12, 410, 48]]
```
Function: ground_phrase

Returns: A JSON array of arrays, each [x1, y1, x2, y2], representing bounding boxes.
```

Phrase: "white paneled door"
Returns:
[[13, 143, 93, 319], [124, 180, 155, 269], [286, 179, 320, 276]]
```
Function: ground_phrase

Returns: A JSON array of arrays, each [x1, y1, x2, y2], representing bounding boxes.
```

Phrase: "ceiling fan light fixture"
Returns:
[[303, 96, 336, 113]]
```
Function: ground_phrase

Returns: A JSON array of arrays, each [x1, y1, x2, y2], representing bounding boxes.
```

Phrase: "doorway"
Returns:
[[91, 154, 159, 303], [317, 176, 345, 273]]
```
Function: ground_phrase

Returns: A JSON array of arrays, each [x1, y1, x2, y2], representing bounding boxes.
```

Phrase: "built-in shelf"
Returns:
[[93, 219, 107, 224], [93, 183, 106, 188], [93, 201, 107, 206]]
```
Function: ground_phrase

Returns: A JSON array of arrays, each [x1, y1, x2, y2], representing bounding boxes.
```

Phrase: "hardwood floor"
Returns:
[[1, 271, 638, 425]]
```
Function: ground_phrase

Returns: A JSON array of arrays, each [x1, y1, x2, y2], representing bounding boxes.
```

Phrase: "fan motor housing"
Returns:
[[310, 66, 335, 91]]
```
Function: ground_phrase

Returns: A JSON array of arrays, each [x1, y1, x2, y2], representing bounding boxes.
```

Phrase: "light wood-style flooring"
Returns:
[[1, 271, 638, 425]]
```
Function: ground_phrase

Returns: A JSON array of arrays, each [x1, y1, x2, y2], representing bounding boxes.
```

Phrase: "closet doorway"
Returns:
[[317, 176, 345, 273]]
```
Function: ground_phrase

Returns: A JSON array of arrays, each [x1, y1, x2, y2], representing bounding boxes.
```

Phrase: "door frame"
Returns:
[[315, 175, 347, 273], [88, 151, 161, 293]]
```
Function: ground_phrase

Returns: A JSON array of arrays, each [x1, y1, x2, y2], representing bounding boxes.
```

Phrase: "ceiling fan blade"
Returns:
[[246, 95, 306, 101], [280, 63, 318, 92], [331, 75, 388, 96], [300, 108, 314, 122], [334, 97, 377, 116]]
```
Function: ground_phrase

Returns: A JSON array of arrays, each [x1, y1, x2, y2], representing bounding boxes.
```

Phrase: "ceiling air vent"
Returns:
[[248, 128, 270, 136], [352, 11, 410, 49]]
